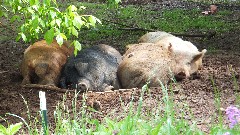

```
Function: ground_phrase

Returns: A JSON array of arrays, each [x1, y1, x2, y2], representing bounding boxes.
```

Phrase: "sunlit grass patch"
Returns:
[[67, 2, 237, 49]]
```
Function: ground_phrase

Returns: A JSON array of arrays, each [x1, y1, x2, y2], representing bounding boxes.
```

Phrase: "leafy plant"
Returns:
[[107, 0, 121, 8], [0, 122, 22, 135], [0, 0, 101, 55]]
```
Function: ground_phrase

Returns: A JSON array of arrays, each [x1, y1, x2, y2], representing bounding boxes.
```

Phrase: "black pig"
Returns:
[[60, 44, 122, 92]]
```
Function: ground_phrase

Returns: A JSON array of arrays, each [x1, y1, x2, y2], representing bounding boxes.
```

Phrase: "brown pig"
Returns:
[[138, 31, 206, 69], [117, 42, 207, 89], [21, 40, 74, 86]]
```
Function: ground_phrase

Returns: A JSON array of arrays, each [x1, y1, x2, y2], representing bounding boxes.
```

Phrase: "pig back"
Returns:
[[139, 31, 206, 70], [138, 31, 173, 43], [118, 43, 175, 88], [23, 40, 73, 69], [21, 40, 74, 86], [118, 42, 206, 89], [90, 44, 122, 64], [60, 44, 122, 91]]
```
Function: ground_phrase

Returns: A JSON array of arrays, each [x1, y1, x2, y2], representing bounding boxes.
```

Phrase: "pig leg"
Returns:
[[59, 77, 67, 88], [183, 65, 190, 78], [39, 70, 59, 86], [21, 64, 32, 85], [39, 77, 56, 86], [103, 84, 114, 91], [22, 73, 31, 85], [112, 78, 121, 89]]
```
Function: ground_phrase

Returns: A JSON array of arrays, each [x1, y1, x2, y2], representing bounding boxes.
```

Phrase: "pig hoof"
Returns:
[[21, 78, 31, 85], [104, 85, 114, 91], [78, 83, 88, 92]]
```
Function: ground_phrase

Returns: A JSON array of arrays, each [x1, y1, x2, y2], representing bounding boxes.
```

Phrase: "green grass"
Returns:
[[65, 2, 236, 50], [2, 1, 237, 51]]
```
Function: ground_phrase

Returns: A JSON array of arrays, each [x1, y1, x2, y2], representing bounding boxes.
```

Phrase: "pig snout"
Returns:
[[77, 79, 90, 92], [174, 68, 191, 81], [174, 72, 188, 81], [77, 83, 88, 92], [35, 63, 49, 78]]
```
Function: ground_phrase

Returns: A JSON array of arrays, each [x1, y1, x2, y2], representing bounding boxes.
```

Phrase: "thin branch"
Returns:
[[22, 84, 74, 93], [103, 19, 216, 38], [0, 71, 8, 74]]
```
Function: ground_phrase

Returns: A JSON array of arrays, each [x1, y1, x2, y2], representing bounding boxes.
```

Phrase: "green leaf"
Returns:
[[26, 7, 34, 14], [0, 124, 7, 134], [55, 19, 61, 27], [0, 10, 7, 18], [56, 34, 63, 46], [17, 6, 22, 11], [30, 0, 35, 6], [50, 20, 56, 27], [21, 33, 27, 42], [9, 122, 22, 135], [52, 0, 57, 5], [43, 0, 51, 6], [32, 17, 39, 29], [16, 34, 21, 41], [39, 19, 45, 27], [60, 33, 67, 40], [10, 15, 21, 23], [44, 28, 55, 44], [151, 122, 162, 134], [50, 11, 57, 18], [71, 27, 78, 37], [105, 118, 115, 130], [73, 16, 83, 29], [73, 40, 81, 56], [68, 5, 77, 12], [89, 15, 96, 27], [64, 16, 69, 27]]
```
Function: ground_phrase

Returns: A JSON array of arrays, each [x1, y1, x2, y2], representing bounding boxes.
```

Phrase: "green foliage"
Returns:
[[53, 92, 95, 134], [0, 122, 22, 135], [0, 0, 101, 55], [107, 0, 121, 8], [71, 2, 235, 51]]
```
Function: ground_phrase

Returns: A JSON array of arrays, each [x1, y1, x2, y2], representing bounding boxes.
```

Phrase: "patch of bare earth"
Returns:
[[0, 0, 240, 133]]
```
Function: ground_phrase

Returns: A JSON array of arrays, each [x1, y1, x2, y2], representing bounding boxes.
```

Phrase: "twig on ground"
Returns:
[[118, 28, 216, 38], [0, 71, 8, 74], [22, 84, 75, 93], [170, 31, 216, 38], [103, 19, 216, 38]]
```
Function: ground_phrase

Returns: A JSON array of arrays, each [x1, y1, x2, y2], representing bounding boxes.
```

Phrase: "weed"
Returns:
[[0, 122, 22, 135]]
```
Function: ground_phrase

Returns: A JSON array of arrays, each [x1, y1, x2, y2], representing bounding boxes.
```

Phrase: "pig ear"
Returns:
[[201, 49, 207, 54], [75, 62, 88, 75], [126, 44, 135, 50], [192, 50, 206, 62]]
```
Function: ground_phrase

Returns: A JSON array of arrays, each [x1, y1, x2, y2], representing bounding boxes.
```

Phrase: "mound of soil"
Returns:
[[0, 0, 240, 133]]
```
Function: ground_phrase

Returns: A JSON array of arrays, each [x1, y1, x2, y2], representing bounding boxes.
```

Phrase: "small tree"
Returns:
[[0, 0, 103, 55]]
